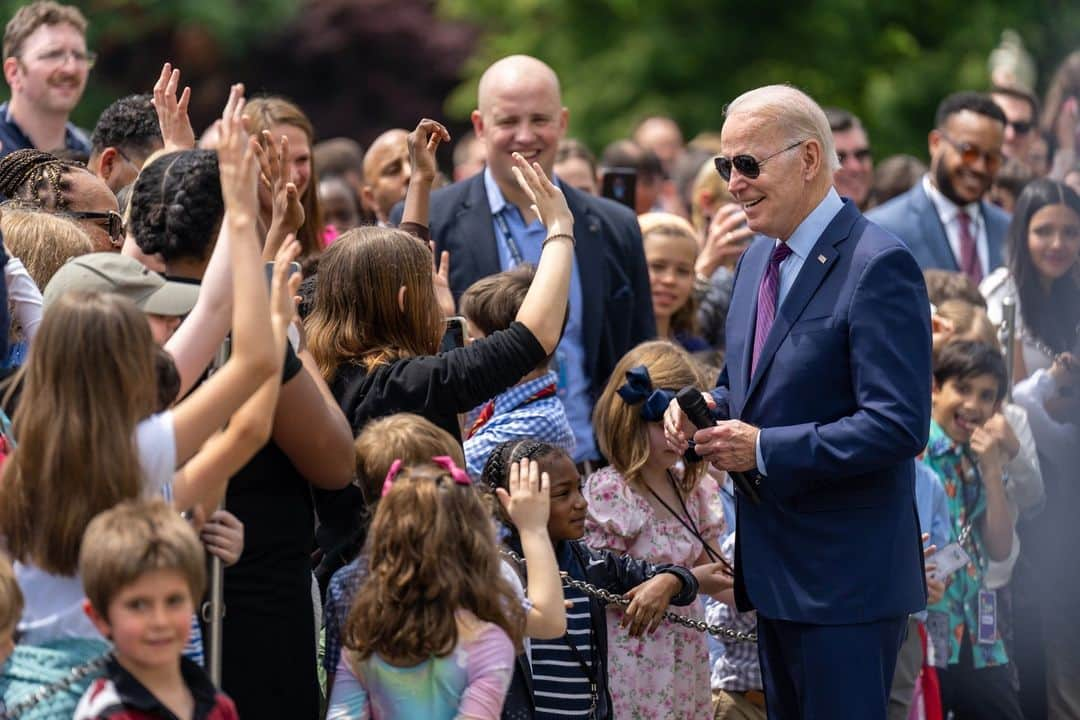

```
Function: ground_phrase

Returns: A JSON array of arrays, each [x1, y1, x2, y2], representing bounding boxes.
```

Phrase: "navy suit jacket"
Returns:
[[392, 173, 656, 402], [713, 200, 930, 625], [866, 181, 1009, 274]]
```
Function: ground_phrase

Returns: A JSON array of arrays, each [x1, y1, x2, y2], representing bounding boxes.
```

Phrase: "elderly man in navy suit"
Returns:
[[393, 54, 654, 470], [665, 85, 931, 719], [868, 92, 1010, 284]]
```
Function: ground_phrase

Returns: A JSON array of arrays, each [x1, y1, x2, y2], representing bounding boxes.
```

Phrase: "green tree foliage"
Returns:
[[439, 0, 1080, 159], [0, 0, 303, 129]]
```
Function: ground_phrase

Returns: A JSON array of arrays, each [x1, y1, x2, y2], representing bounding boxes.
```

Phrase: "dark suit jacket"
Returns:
[[866, 181, 1009, 273], [392, 173, 656, 403], [711, 200, 931, 625]]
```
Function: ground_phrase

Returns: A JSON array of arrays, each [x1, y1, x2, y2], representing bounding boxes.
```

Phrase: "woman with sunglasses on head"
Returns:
[[0, 148, 123, 252]]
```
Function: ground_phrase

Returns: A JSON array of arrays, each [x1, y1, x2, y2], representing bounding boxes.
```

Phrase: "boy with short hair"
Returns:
[[460, 265, 574, 477], [74, 499, 238, 720], [922, 340, 1023, 719]]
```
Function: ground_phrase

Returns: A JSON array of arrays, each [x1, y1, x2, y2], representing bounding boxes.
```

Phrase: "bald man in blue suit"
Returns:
[[666, 85, 932, 719]]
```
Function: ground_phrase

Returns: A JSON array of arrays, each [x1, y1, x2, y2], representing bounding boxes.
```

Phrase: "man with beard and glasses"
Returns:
[[0, 1, 91, 159], [869, 92, 1009, 284]]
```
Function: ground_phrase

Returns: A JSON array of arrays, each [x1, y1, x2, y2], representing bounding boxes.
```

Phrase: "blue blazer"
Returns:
[[712, 200, 931, 625], [866, 181, 1009, 273], [393, 173, 656, 401]]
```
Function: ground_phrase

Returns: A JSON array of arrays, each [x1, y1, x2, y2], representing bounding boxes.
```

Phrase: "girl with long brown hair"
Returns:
[[586, 340, 728, 719], [327, 461, 524, 719], [0, 85, 281, 654], [305, 120, 576, 575]]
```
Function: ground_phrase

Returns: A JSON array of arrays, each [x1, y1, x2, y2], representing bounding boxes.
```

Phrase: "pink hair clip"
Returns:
[[381, 459, 404, 498], [432, 456, 472, 487], [380, 456, 471, 498]]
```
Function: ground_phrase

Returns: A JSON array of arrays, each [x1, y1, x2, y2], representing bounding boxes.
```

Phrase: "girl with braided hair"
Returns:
[[0, 148, 122, 252], [482, 439, 729, 720], [128, 148, 223, 280]]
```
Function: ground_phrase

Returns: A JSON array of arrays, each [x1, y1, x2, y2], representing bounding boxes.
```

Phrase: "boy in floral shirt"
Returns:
[[922, 340, 1023, 719]]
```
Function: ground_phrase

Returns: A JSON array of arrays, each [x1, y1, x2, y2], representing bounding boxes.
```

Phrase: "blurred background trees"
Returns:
[[0, 0, 1076, 161]]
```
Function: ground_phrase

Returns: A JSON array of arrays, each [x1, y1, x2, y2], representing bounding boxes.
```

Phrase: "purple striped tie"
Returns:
[[752, 242, 794, 375]]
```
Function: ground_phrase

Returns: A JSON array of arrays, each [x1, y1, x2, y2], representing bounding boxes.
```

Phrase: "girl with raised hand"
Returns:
[[0, 83, 279, 715], [327, 460, 523, 720], [586, 340, 730, 720], [482, 440, 726, 720], [306, 129, 576, 571]]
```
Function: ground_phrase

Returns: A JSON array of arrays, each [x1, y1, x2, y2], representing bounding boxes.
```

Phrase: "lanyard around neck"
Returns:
[[494, 211, 525, 266]]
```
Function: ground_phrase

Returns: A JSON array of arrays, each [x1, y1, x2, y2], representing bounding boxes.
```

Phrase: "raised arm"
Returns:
[[254, 130, 305, 261], [269, 345, 355, 491], [496, 459, 566, 639], [169, 84, 277, 464], [400, 119, 450, 230], [172, 238, 302, 512], [510, 154, 574, 354]]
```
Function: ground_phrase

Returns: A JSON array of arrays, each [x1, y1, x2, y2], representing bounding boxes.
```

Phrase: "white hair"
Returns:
[[725, 85, 840, 174]]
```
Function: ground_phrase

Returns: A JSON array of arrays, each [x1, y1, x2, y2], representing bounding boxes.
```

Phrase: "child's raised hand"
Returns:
[[269, 235, 302, 337], [496, 458, 550, 533], [216, 84, 259, 222], [981, 413, 1019, 461], [152, 62, 196, 153], [970, 425, 1007, 476], [511, 152, 573, 238], [253, 129, 305, 236], [408, 118, 451, 184], [429, 241, 455, 318], [621, 573, 681, 637]]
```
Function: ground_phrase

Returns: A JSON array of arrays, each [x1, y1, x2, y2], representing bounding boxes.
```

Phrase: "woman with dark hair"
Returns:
[[982, 177, 1080, 719], [982, 178, 1080, 380], [129, 149, 224, 279]]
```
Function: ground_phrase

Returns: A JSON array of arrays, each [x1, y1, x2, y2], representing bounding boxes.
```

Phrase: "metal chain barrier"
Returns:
[[502, 549, 757, 644], [1, 653, 112, 719]]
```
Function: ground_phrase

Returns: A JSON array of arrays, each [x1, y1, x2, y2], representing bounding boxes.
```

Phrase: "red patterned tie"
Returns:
[[957, 212, 982, 284], [752, 242, 794, 376]]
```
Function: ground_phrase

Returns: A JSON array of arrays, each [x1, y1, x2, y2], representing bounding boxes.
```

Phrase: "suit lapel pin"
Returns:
[[817, 254, 827, 264]]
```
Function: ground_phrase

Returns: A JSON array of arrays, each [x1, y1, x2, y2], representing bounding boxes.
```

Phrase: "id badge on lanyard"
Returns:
[[977, 589, 998, 644]]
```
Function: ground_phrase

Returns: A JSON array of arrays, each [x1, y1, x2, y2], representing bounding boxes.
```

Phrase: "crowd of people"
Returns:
[[0, 2, 1075, 719]]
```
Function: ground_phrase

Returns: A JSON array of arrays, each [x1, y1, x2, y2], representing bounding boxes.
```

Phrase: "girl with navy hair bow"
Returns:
[[587, 340, 732, 720]]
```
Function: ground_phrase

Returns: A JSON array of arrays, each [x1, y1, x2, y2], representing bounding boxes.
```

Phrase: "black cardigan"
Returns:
[[313, 322, 547, 575], [501, 539, 699, 720]]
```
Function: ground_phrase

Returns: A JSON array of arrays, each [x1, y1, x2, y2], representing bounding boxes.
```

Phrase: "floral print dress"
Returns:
[[584, 466, 724, 720]]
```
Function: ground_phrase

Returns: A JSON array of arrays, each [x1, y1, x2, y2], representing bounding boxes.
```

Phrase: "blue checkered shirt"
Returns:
[[322, 555, 370, 674], [705, 532, 762, 692], [464, 371, 575, 478]]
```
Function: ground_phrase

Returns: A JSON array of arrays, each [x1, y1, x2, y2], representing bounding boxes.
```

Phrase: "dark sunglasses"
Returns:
[[938, 133, 1003, 173], [66, 210, 125, 244], [714, 140, 805, 181], [837, 148, 872, 164], [1006, 120, 1033, 135]]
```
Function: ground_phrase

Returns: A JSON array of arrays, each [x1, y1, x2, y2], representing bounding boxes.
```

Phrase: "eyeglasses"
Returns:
[[837, 148, 872, 164], [28, 48, 96, 68], [938, 133, 1003, 173], [1006, 120, 1033, 136], [65, 210, 124, 245], [714, 140, 805, 181]]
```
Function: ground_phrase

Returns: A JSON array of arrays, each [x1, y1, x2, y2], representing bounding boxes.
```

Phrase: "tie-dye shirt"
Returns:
[[326, 612, 514, 720]]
